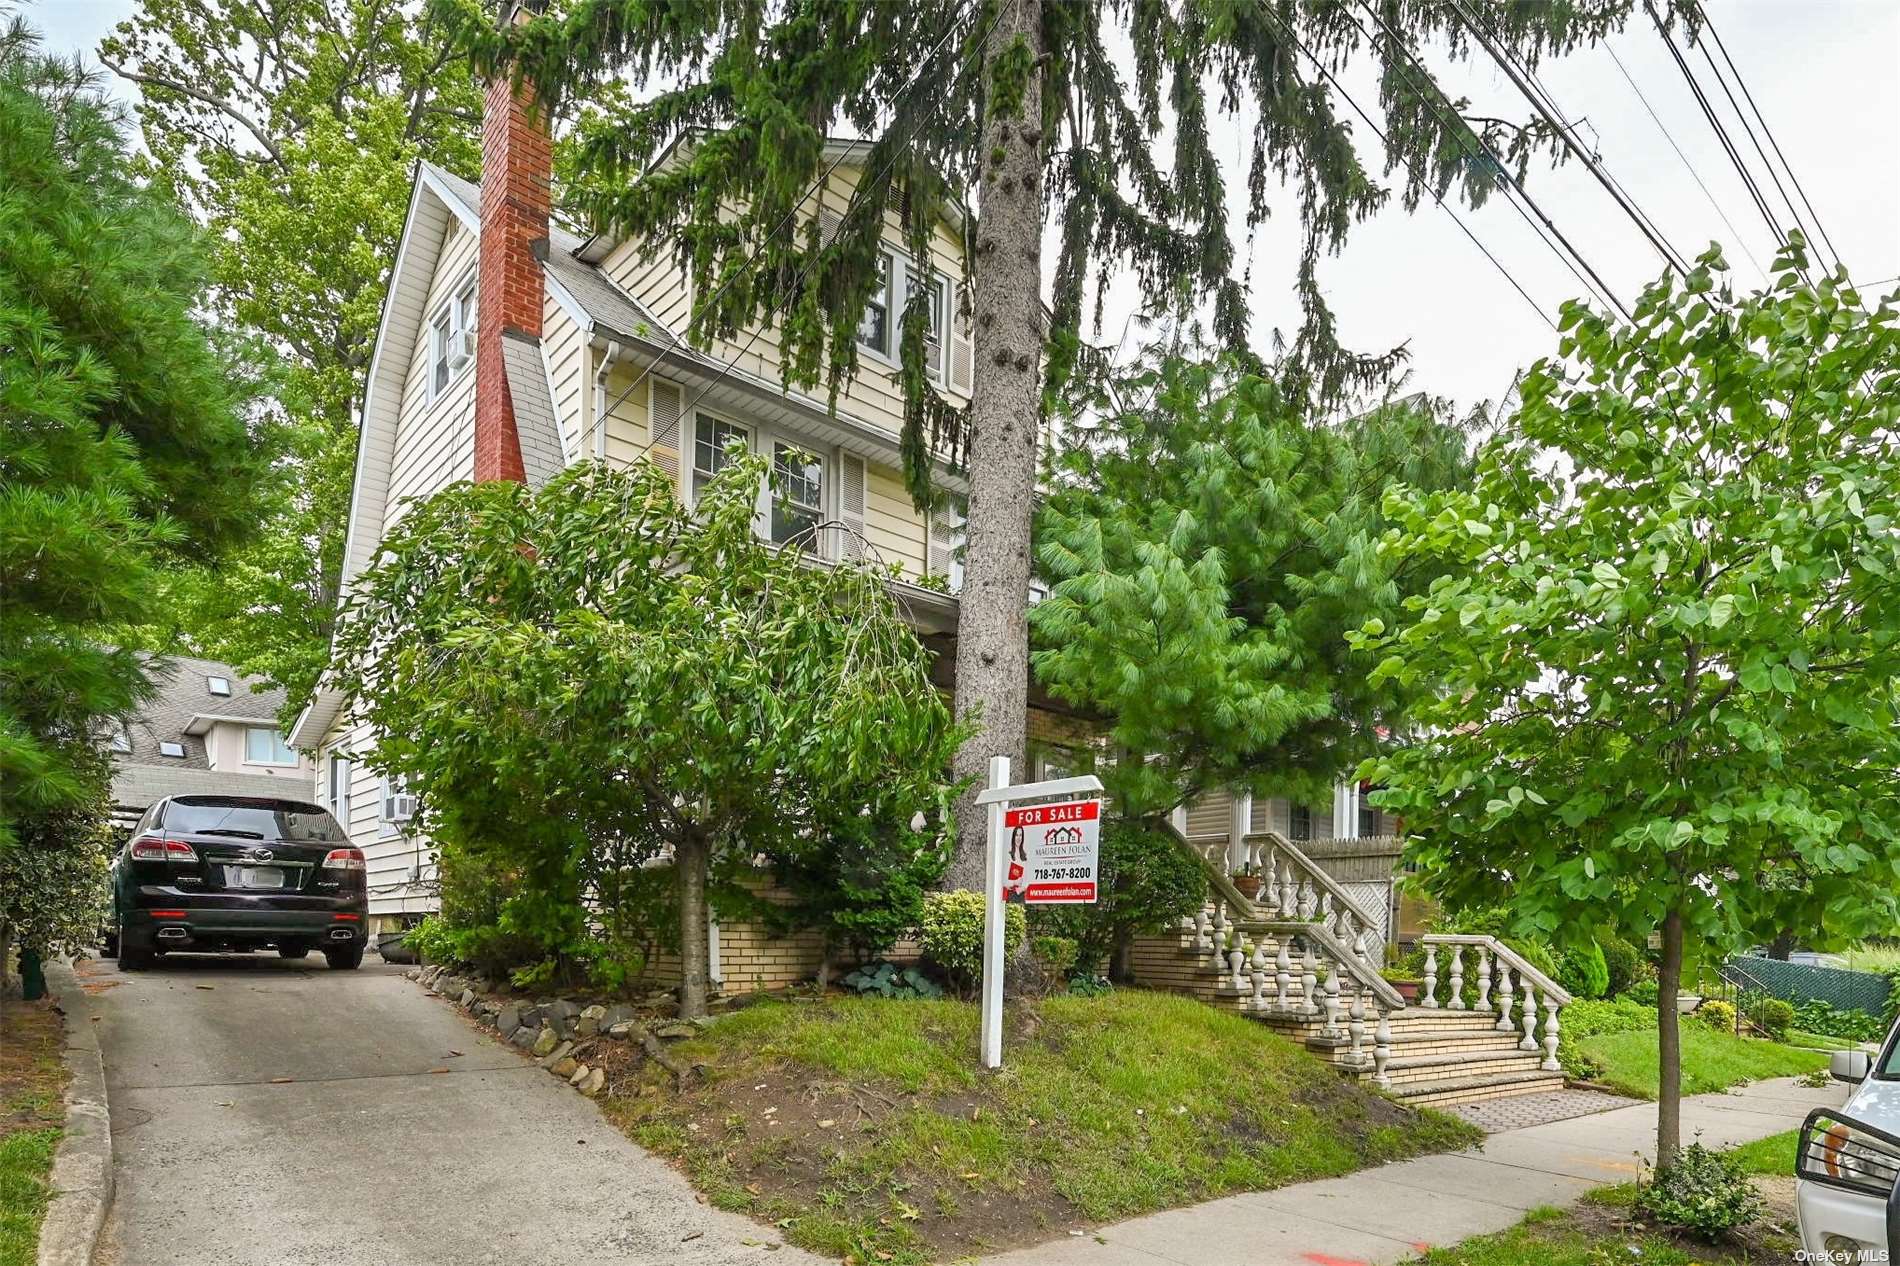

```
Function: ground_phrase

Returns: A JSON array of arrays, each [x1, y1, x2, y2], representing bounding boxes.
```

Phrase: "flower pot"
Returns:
[[376, 931, 419, 965], [1233, 875, 1263, 901], [1391, 979, 1421, 1004]]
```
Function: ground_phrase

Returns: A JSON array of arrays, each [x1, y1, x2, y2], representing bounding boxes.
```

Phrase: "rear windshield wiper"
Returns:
[[194, 829, 267, 839]]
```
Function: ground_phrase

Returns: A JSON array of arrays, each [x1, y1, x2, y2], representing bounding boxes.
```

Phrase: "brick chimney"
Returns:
[[473, 1, 550, 484]]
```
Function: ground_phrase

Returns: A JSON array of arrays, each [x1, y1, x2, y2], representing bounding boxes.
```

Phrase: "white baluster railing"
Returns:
[[1420, 933, 1573, 1070]]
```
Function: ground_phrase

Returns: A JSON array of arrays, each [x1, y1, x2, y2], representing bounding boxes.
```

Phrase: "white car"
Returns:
[[1795, 1037, 1900, 1263]]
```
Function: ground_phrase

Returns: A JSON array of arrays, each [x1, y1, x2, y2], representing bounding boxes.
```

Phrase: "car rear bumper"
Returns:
[[128, 898, 365, 946]]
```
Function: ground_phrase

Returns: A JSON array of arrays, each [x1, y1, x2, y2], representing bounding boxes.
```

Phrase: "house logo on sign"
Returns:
[[1001, 799, 1101, 905]]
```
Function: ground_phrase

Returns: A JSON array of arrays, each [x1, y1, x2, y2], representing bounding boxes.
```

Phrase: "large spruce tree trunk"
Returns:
[[1656, 908, 1685, 1168], [946, 0, 1046, 889], [676, 832, 711, 1019]]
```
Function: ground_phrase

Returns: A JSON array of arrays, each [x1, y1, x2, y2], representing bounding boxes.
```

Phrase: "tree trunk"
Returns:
[[1656, 908, 1685, 1168], [1766, 931, 1794, 961], [676, 832, 711, 1020], [946, 0, 1046, 890]]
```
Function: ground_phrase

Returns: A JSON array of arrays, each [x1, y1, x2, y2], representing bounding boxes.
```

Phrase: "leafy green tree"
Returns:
[[434, 0, 1679, 883], [0, 13, 261, 876], [1032, 357, 1472, 821], [1358, 247, 1900, 1166], [329, 457, 963, 1017], [101, 1, 482, 714]]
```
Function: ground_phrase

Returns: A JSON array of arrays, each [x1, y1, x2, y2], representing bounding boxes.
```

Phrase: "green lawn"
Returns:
[[605, 989, 1479, 1264], [0, 1130, 59, 1266], [0, 1000, 67, 1266], [1575, 1025, 1828, 1099], [1724, 1128, 1798, 1176]]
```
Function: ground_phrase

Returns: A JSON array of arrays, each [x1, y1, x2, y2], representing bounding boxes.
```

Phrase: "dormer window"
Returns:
[[206, 675, 231, 696], [429, 270, 477, 398], [110, 724, 133, 754], [159, 741, 186, 759]]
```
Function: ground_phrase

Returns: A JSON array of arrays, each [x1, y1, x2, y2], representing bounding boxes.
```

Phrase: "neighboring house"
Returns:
[[107, 656, 316, 832], [285, 36, 1095, 980]]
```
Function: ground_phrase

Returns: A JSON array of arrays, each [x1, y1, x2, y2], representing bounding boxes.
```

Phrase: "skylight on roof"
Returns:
[[207, 676, 231, 696], [159, 741, 186, 758]]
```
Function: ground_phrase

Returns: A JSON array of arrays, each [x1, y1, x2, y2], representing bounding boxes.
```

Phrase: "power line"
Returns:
[[1273, 15, 1558, 332], [1684, 14, 1825, 273], [1346, 0, 1630, 321], [1641, 0, 1803, 283], [1450, 0, 1691, 278], [1693, 0, 1843, 274], [1604, 41, 1767, 281]]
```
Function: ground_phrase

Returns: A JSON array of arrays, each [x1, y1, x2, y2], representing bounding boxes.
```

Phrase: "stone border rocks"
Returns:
[[409, 964, 702, 1098], [36, 959, 114, 1266]]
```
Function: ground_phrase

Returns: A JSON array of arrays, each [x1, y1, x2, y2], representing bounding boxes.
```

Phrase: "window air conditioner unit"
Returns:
[[388, 789, 417, 823], [450, 329, 476, 369]]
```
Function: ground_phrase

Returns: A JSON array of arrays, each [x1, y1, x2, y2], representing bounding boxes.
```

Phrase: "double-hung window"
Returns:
[[245, 727, 296, 765], [770, 443, 825, 549], [857, 253, 894, 359], [429, 271, 477, 398], [692, 414, 750, 503], [917, 271, 950, 383], [1288, 802, 1313, 841]]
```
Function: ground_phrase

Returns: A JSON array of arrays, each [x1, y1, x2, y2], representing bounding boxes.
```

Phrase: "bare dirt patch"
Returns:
[[0, 999, 66, 1139]]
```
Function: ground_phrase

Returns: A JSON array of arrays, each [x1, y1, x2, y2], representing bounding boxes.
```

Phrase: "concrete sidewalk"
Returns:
[[978, 1077, 1844, 1266]]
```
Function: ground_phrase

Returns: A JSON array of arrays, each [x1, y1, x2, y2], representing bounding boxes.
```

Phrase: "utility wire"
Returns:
[[1684, 13, 1825, 273], [1345, 0, 1628, 321], [1604, 41, 1767, 281], [1274, 14, 1558, 332], [1450, 0, 1690, 278], [1642, 0, 1801, 282], [1693, 0, 1843, 274]]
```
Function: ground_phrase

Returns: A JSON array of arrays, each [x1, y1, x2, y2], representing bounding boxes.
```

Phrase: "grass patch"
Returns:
[[1785, 1029, 1862, 1052], [1406, 1134, 1803, 1265], [602, 989, 1480, 1264], [1576, 1026, 1827, 1100], [0, 999, 67, 1266], [1724, 1129, 1798, 1177]]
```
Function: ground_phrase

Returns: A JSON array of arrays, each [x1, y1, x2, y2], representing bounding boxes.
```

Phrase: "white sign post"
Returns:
[[976, 759, 1104, 1070]]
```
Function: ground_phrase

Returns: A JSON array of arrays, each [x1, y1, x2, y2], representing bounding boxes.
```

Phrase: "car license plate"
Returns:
[[232, 867, 284, 890]]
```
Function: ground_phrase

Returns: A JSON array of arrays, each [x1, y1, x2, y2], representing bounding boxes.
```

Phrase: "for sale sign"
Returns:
[[1001, 799, 1100, 904]]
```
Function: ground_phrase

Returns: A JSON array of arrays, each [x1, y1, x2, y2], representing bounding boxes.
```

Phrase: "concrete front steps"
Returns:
[[1260, 1005, 1566, 1107]]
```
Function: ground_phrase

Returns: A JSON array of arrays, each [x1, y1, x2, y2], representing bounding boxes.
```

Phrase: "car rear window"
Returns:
[[162, 797, 346, 843]]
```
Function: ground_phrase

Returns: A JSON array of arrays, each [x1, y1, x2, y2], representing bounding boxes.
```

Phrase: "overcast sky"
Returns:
[[30, 0, 1900, 417]]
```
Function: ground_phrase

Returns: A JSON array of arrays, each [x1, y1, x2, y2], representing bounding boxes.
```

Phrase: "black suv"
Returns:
[[106, 794, 368, 970]]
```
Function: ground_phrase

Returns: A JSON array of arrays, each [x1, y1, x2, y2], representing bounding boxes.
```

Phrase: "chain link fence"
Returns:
[[1725, 954, 1891, 1014]]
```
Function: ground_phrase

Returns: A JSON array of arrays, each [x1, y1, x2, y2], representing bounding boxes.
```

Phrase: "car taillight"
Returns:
[[129, 836, 198, 862], [322, 848, 366, 872]]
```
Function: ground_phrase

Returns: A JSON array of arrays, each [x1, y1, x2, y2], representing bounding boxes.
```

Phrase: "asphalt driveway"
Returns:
[[83, 953, 816, 1266]]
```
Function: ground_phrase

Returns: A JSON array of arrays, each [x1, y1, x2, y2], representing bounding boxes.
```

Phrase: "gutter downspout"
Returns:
[[591, 338, 622, 460]]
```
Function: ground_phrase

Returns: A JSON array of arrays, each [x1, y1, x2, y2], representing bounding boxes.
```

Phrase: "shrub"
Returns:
[[1627, 977, 1660, 1005], [1791, 1000, 1885, 1042], [1696, 999, 1736, 1032], [1600, 935, 1648, 997], [1557, 940, 1610, 1000], [1636, 1142, 1763, 1239], [1562, 997, 1658, 1041], [1032, 935, 1080, 977], [921, 890, 1023, 992], [1028, 821, 1204, 977], [1759, 997, 1795, 1041], [407, 914, 455, 966], [841, 961, 943, 999]]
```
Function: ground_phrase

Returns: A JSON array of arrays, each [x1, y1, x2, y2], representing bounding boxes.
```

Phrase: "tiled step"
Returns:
[[1388, 1069, 1567, 1107], [1378, 1049, 1548, 1085]]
